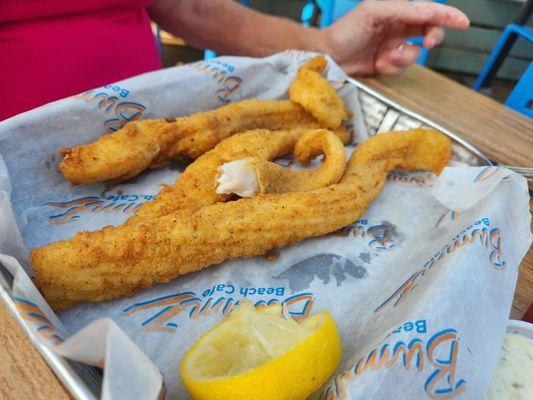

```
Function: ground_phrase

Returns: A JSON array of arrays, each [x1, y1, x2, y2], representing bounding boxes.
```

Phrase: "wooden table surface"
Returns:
[[0, 65, 531, 399]]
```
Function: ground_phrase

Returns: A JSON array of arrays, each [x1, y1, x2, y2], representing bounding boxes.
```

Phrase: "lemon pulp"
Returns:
[[184, 302, 318, 379], [180, 301, 342, 400]]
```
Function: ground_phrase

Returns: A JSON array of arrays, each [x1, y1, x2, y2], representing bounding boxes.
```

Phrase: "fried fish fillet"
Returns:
[[59, 100, 323, 184], [59, 119, 165, 184], [130, 128, 347, 222], [131, 129, 305, 221], [216, 129, 346, 197], [289, 56, 348, 129], [299, 54, 328, 73], [31, 129, 450, 309], [59, 56, 349, 185], [167, 100, 332, 160]]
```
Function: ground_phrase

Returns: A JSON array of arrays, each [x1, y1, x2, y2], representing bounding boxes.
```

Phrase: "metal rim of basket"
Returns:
[[0, 281, 99, 400], [347, 77, 495, 167]]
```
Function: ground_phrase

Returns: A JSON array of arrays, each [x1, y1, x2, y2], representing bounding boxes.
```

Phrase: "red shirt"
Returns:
[[0, 0, 162, 121]]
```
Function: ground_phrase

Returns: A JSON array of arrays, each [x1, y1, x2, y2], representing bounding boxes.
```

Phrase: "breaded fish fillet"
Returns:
[[130, 128, 347, 222], [59, 56, 349, 185], [168, 100, 329, 160], [31, 129, 450, 309], [59, 100, 322, 184], [289, 56, 348, 129], [299, 55, 328, 73], [216, 129, 346, 197]]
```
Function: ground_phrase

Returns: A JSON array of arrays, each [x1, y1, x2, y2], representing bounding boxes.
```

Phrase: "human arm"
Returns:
[[147, 0, 469, 75], [148, 0, 323, 57]]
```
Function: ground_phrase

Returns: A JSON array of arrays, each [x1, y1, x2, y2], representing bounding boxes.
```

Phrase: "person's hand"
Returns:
[[321, 0, 469, 75]]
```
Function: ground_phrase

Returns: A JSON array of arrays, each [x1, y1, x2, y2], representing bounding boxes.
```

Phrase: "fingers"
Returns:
[[374, 22, 422, 75], [361, 0, 470, 30], [423, 25, 445, 49], [389, 42, 422, 66], [375, 42, 420, 75]]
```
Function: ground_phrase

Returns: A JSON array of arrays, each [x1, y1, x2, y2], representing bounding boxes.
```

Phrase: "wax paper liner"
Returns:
[[0, 51, 531, 400]]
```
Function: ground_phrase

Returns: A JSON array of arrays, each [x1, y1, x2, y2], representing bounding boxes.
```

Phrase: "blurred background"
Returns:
[[153, 0, 533, 105]]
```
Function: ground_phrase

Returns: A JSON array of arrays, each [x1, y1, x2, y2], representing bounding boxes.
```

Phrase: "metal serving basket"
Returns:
[[0, 77, 493, 400], [348, 77, 493, 168]]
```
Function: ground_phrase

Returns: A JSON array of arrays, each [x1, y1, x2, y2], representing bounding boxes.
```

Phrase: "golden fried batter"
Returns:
[[289, 58, 348, 129], [130, 127, 349, 221], [60, 100, 321, 184], [216, 129, 346, 197], [60, 119, 165, 184], [31, 129, 450, 309], [59, 56, 350, 185], [300, 55, 328, 73], [130, 129, 308, 222], [169, 101, 322, 160]]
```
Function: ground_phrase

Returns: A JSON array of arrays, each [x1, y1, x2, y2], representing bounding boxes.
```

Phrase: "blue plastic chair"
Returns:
[[504, 61, 533, 118], [473, 0, 532, 91], [473, 23, 533, 91], [300, 1, 317, 27], [472, 22, 533, 118], [314, 0, 447, 65]]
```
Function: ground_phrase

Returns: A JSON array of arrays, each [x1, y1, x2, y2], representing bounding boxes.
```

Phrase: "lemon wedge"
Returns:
[[180, 301, 342, 400]]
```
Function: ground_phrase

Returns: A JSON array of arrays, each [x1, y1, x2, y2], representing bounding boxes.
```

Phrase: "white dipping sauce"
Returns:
[[487, 333, 533, 399]]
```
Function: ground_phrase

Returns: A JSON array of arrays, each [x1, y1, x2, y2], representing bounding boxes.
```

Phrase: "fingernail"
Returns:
[[427, 38, 436, 48]]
